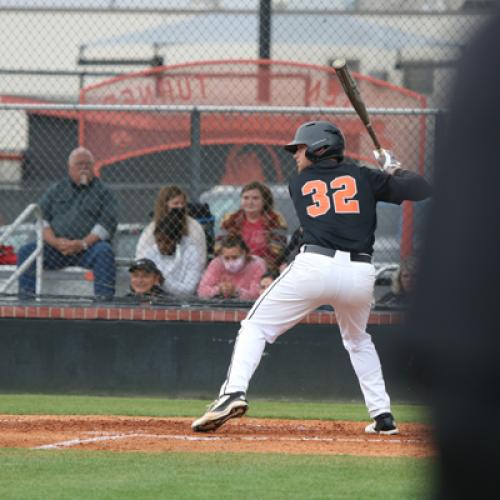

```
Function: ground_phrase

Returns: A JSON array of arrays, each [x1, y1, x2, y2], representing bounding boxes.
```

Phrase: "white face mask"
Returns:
[[223, 255, 246, 273]]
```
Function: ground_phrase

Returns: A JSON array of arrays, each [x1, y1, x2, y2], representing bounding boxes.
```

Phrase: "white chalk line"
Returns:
[[33, 433, 428, 450]]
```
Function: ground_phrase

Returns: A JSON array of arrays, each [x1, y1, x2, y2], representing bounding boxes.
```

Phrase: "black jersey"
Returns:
[[288, 158, 432, 254]]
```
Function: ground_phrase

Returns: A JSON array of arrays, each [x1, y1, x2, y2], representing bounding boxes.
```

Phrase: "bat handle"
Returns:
[[366, 124, 382, 151]]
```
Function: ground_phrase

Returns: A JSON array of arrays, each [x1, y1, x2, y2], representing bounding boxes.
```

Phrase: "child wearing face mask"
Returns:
[[197, 234, 267, 301]]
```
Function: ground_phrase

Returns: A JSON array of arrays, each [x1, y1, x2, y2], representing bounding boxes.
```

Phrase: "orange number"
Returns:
[[301, 180, 331, 217], [331, 176, 360, 214], [302, 176, 360, 217]]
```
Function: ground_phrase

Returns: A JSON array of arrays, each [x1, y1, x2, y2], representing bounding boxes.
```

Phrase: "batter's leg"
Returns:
[[335, 300, 392, 418], [220, 258, 328, 395], [192, 260, 323, 432]]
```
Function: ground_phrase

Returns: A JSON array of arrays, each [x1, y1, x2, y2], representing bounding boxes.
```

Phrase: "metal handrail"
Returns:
[[0, 103, 442, 115], [375, 264, 400, 279], [0, 204, 44, 295]]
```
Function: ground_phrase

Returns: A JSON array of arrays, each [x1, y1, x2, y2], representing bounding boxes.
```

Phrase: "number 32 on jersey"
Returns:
[[301, 176, 360, 217]]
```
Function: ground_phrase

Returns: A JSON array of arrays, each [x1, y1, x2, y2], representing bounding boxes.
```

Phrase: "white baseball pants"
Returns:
[[219, 249, 392, 418]]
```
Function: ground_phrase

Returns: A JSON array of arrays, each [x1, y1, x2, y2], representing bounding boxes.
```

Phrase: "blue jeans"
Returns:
[[18, 240, 116, 298]]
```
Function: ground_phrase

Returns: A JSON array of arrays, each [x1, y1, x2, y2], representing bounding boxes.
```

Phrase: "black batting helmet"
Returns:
[[284, 121, 345, 161]]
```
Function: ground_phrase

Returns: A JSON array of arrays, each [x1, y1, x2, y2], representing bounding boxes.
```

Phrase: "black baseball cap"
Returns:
[[129, 258, 163, 279]]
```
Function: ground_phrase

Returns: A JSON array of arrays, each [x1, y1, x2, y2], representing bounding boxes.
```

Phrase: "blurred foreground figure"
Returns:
[[407, 8, 500, 500]]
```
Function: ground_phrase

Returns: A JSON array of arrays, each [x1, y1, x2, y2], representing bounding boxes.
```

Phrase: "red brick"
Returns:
[[323, 312, 337, 324], [13, 306, 26, 318], [107, 308, 120, 320], [131, 308, 144, 320], [36, 306, 50, 318], [48, 307, 60, 319], [25, 306, 36, 317], [85, 308, 99, 320], [143, 308, 156, 321], [377, 312, 391, 325], [0, 303, 406, 325], [93, 307, 106, 319], [189, 309, 202, 322], [313, 312, 321, 324], [73, 308, 86, 320], [157, 310, 168, 321], [178, 310, 190, 322], [1, 306, 14, 317], [199, 310, 211, 322], [119, 308, 132, 320], [211, 310, 227, 322]]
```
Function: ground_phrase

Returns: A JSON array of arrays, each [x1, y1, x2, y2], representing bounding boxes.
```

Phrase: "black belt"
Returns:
[[302, 244, 372, 263]]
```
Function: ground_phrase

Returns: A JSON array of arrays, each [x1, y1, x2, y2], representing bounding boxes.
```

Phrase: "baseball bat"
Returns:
[[332, 58, 382, 152]]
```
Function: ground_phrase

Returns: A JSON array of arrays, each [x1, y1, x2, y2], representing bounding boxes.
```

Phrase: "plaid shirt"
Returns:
[[216, 209, 287, 271]]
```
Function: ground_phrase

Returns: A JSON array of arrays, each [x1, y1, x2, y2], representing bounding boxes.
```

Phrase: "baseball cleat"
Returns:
[[192, 391, 248, 432], [365, 412, 399, 435]]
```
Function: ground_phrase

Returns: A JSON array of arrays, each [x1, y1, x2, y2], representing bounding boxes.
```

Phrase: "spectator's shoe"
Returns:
[[192, 392, 248, 432], [365, 412, 399, 435]]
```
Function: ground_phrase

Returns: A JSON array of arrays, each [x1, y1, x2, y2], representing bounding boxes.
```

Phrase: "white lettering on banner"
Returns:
[[92, 75, 363, 108], [96, 75, 208, 105], [305, 78, 353, 107]]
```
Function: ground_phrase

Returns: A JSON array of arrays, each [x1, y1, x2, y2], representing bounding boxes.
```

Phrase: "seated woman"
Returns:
[[126, 258, 169, 301], [377, 256, 417, 308], [197, 234, 267, 301], [142, 209, 205, 296], [217, 181, 287, 272], [136, 184, 206, 264]]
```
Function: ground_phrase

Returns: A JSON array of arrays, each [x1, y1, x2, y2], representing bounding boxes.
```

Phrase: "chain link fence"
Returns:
[[0, 1, 491, 300]]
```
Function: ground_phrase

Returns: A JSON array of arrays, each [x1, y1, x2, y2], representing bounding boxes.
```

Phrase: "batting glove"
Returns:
[[373, 149, 401, 171]]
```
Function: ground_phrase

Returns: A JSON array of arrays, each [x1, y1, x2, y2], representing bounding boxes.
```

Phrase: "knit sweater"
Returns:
[[197, 255, 267, 301]]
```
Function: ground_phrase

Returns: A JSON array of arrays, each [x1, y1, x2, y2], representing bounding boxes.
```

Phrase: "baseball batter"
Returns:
[[192, 120, 432, 434]]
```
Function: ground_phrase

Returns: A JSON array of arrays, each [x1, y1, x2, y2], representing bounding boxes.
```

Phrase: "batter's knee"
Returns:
[[342, 333, 373, 353], [240, 319, 278, 344]]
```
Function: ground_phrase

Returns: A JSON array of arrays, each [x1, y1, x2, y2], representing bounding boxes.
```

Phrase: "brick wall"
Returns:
[[0, 304, 403, 325]]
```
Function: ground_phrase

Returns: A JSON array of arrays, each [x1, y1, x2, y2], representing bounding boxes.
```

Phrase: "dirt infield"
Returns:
[[0, 415, 434, 457]]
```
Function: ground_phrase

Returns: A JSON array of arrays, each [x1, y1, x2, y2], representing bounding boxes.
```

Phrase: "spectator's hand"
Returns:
[[219, 280, 236, 298], [57, 238, 82, 255], [54, 238, 71, 254]]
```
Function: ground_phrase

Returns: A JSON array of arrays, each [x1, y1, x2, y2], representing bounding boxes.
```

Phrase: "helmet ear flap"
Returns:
[[305, 146, 317, 161]]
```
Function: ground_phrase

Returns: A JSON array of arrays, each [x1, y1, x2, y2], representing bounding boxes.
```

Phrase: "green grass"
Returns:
[[0, 449, 434, 500], [0, 394, 434, 499], [0, 393, 429, 423]]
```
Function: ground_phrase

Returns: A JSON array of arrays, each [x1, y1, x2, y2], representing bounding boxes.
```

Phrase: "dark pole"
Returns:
[[259, 0, 271, 60], [258, 0, 272, 102], [190, 109, 201, 201]]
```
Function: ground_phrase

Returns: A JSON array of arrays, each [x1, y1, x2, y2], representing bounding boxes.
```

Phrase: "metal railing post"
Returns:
[[0, 203, 44, 295]]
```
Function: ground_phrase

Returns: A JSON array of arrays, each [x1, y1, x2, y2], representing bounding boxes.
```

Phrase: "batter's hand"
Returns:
[[373, 149, 401, 174]]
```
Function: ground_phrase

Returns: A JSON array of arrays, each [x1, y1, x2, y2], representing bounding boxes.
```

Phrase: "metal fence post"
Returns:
[[190, 108, 201, 201]]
